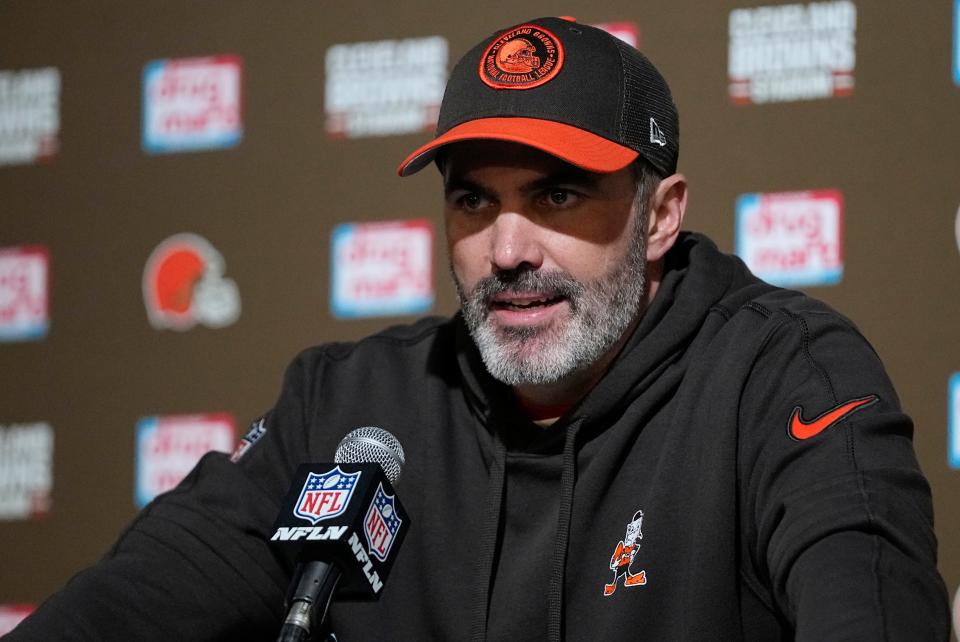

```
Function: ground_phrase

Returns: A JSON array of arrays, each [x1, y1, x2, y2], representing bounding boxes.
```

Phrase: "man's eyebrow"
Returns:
[[442, 167, 602, 198], [443, 176, 488, 198], [521, 169, 602, 193]]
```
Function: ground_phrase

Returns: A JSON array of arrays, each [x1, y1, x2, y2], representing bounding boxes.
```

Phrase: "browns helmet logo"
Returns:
[[497, 38, 540, 73], [479, 24, 564, 89]]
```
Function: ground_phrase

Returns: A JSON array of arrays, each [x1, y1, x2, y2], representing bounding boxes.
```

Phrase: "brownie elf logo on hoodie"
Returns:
[[603, 509, 648, 596]]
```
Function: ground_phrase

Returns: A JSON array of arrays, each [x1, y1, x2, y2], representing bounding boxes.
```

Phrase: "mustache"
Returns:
[[467, 268, 585, 309]]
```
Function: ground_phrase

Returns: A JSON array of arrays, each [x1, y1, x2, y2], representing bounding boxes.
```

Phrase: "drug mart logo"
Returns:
[[143, 233, 241, 331], [325, 36, 447, 138], [134, 413, 235, 507], [949, 374, 960, 470], [0, 246, 49, 343], [593, 22, 640, 48], [142, 55, 242, 154], [954, 0, 960, 86], [0, 67, 59, 166], [0, 422, 53, 521], [0, 605, 35, 636], [331, 219, 434, 318], [735, 189, 843, 287], [728, 1, 856, 104]]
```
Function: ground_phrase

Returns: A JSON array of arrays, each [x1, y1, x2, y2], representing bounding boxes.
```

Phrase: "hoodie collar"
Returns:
[[455, 232, 762, 450]]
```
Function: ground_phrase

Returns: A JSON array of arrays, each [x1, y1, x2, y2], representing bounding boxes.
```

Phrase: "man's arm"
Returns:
[[6, 350, 321, 641], [738, 308, 949, 641]]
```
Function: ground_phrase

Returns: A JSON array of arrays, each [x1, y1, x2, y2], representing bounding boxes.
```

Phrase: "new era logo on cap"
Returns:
[[650, 118, 666, 147]]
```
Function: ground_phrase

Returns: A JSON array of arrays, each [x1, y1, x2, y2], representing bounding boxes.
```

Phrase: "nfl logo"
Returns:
[[364, 482, 402, 562], [293, 466, 361, 524]]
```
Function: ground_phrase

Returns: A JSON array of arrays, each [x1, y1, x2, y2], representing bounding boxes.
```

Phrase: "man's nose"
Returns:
[[489, 212, 544, 273]]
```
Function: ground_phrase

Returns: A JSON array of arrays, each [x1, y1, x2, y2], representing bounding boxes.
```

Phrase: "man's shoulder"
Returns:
[[291, 315, 458, 374], [682, 231, 856, 329], [724, 285, 861, 334]]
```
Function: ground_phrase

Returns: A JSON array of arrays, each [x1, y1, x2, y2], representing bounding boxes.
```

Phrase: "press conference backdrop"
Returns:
[[2, 0, 960, 633]]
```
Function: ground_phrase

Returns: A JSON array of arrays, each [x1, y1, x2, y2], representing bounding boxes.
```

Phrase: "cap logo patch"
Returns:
[[479, 24, 564, 90]]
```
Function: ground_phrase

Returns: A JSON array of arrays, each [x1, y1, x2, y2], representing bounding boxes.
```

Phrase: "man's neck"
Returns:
[[511, 313, 643, 427], [507, 264, 663, 427]]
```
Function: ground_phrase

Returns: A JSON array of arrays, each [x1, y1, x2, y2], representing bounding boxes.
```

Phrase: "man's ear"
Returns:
[[645, 174, 687, 263]]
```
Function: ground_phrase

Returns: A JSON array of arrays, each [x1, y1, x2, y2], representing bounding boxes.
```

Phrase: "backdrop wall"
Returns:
[[1, 0, 958, 631]]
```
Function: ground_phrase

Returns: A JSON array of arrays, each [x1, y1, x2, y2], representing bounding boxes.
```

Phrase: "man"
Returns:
[[7, 16, 949, 642]]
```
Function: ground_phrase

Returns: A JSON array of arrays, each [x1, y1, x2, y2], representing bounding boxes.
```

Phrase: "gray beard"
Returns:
[[454, 218, 647, 386]]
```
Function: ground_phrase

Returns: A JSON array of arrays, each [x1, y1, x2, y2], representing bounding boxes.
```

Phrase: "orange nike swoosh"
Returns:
[[788, 395, 879, 440]]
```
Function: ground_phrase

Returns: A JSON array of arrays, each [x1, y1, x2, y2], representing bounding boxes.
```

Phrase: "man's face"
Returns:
[[443, 140, 648, 386]]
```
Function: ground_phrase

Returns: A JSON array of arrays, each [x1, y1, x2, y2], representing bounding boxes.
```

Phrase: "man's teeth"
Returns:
[[503, 297, 556, 308]]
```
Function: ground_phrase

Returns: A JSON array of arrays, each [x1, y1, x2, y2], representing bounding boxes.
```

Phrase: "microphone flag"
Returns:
[[270, 462, 410, 599]]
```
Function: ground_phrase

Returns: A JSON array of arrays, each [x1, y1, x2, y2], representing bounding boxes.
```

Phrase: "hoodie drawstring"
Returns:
[[548, 420, 581, 642], [471, 437, 507, 642], [471, 420, 580, 642]]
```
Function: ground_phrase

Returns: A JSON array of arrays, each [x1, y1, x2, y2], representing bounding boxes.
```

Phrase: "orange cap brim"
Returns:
[[397, 117, 639, 176]]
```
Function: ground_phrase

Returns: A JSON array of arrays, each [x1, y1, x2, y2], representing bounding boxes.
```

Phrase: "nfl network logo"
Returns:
[[364, 482, 402, 562], [294, 467, 361, 524]]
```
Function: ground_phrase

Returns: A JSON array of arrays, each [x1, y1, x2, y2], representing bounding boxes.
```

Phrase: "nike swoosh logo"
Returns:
[[788, 395, 879, 440]]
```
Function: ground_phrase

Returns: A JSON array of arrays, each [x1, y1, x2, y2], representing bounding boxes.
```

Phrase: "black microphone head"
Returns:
[[334, 427, 405, 485]]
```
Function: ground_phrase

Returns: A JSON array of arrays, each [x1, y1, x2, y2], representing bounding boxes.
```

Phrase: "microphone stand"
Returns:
[[277, 561, 342, 642]]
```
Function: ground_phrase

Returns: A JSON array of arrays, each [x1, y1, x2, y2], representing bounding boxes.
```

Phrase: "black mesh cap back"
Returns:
[[613, 37, 679, 176]]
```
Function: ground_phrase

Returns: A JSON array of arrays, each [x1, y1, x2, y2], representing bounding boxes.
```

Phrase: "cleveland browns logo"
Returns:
[[603, 509, 647, 596], [479, 24, 564, 89]]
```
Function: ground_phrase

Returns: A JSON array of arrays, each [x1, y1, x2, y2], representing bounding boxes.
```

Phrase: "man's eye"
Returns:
[[544, 189, 578, 207], [458, 193, 488, 210]]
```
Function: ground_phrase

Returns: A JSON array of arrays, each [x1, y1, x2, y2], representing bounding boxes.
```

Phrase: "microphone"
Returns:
[[272, 427, 409, 642]]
